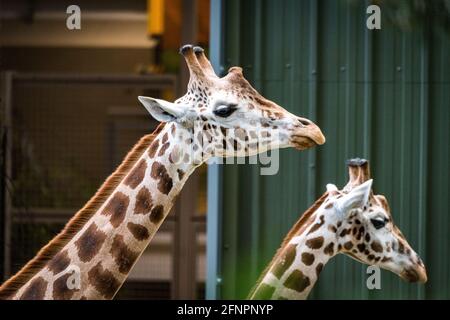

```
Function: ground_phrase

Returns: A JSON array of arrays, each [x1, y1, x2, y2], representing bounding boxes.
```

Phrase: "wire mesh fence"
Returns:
[[1, 72, 206, 299]]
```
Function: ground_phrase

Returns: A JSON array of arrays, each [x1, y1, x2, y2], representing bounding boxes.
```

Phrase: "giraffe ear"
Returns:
[[326, 183, 338, 193], [138, 96, 186, 122], [336, 179, 373, 214]]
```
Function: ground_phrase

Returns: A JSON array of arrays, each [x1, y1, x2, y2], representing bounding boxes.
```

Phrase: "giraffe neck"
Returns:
[[249, 194, 338, 300], [10, 123, 201, 299]]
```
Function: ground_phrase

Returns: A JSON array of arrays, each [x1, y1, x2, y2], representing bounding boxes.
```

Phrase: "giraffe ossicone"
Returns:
[[0, 44, 325, 300], [249, 159, 427, 300]]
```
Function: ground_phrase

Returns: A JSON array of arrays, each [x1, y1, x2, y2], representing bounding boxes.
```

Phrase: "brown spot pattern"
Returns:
[[177, 169, 185, 180], [316, 263, 324, 277], [283, 270, 311, 293], [123, 159, 147, 189], [158, 142, 170, 157], [307, 216, 325, 235], [323, 242, 334, 256], [148, 140, 160, 158], [235, 128, 247, 141], [371, 241, 383, 253], [127, 222, 150, 241], [343, 241, 353, 250], [150, 162, 173, 194], [53, 273, 77, 300], [101, 192, 130, 228], [150, 205, 165, 224], [134, 187, 153, 215], [88, 262, 121, 299], [339, 229, 349, 237], [328, 225, 337, 233], [48, 250, 70, 274], [110, 234, 139, 274], [75, 223, 107, 263], [20, 277, 47, 300], [301, 252, 315, 266], [357, 226, 365, 240], [161, 133, 169, 144], [271, 244, 297, 279], [398, 241, 405, 254], [169, 147, 181, 164], [305, 236, 324, 249], [357, 243, 366, 253]]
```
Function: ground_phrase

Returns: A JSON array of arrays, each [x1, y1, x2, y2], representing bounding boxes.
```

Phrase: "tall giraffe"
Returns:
[[0, 45, 325, 299], [249, 159, 427, 300]]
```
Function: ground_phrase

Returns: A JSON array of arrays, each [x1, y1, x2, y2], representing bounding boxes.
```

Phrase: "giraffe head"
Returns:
[[324, 159, 427, 283], [138, 45, 325, 160]]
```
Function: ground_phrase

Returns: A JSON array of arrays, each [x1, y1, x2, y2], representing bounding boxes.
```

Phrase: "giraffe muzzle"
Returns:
[[290, 122, 326, 150], [400, 265, 428, 283], [307, 122, 326, 145]]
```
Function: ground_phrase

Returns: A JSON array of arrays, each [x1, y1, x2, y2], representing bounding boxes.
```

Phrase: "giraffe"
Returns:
[[248, 158, 427, 300], [0, 45, 325, 300]]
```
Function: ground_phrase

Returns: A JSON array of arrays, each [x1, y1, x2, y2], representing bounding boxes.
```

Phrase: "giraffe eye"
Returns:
[[371, 218, 386, 230], [214, 104, 237, 118]]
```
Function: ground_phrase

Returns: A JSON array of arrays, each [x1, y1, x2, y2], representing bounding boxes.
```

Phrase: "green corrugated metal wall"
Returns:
[[215, 0, 449, 299]]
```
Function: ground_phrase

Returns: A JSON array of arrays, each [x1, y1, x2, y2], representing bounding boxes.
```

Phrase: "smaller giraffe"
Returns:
[[249, 158, 427, 300]]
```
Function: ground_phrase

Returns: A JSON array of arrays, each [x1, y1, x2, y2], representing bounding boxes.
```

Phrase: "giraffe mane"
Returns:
[[247, 191, 329, 299], [0, 123, 166, 299]]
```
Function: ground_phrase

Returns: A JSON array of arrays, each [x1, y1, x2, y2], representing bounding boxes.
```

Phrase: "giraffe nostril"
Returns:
[[298, 118, 312, 126], [416, 255, 424, 266]]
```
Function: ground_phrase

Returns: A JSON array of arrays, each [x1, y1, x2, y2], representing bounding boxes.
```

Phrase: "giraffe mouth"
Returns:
[[289, 122, 326, 150], [400, 266, 427, 283], [291, 137, 317, 151]]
